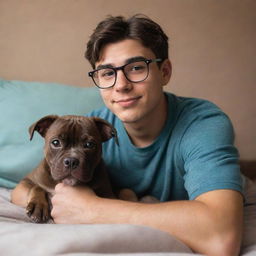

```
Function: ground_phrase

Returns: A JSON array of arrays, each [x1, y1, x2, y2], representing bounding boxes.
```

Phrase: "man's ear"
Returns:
[[93, 117, 119, 145], [160, 59, 172, 86], [29, 115, 59, 140]]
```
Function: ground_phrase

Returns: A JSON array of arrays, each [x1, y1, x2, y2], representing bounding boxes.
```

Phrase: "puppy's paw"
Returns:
[[26, 200, 50, 223], [140, 195, 159, 203], [118, 189, 138, 202]]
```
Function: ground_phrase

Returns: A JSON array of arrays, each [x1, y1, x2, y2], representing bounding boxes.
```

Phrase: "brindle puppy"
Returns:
[[18, 115, 118, 223]]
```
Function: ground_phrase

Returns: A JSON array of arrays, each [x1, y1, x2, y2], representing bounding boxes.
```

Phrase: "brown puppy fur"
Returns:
[[19, 115, 118, 223]]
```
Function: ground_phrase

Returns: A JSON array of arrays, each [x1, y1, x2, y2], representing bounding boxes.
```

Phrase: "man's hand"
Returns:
[[51, 183, 99, 224]]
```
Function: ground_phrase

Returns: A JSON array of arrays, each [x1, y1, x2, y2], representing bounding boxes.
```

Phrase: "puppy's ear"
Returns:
[[93, 117, 119, 145], [29, 115, 59, 140]]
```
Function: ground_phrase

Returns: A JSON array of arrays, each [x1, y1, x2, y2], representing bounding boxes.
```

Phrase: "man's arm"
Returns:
[[51, 184, 243, 256]]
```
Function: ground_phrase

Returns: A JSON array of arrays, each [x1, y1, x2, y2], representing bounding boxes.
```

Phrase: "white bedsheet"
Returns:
[[0, 178, 255, 255]]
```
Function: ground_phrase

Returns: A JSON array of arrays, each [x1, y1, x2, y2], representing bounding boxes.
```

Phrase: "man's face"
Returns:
[[95, 39, 171, 126]]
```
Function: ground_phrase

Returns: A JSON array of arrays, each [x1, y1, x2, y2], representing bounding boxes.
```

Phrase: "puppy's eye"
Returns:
[[51, 139, 61, 148], [84, 141, 96, 149]]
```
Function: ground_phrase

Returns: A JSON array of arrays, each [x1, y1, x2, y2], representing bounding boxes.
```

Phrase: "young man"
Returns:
[[12, 15, 244, 256]]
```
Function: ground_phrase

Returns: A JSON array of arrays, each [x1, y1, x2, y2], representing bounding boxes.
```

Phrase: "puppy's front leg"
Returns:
[[11, 180, 33, 207], [26, 183, 50, 223]]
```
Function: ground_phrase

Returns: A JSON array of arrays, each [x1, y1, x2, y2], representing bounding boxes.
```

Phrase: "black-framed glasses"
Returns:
[[88, 58, 162, 89]]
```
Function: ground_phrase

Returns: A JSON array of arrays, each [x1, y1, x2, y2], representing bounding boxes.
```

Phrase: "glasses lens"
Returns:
[[124, 61, 148, 82], [93, 68, 116, 88]]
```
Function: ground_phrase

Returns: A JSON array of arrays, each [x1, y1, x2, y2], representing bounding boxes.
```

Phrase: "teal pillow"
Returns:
[[0, 79, 104, 188]]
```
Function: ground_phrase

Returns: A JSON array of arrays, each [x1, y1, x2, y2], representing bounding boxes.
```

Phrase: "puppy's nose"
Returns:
[[63, 157, 79, 169]]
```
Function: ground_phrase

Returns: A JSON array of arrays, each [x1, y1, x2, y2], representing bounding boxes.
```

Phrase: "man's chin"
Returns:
[[117, 112, 142, 124]]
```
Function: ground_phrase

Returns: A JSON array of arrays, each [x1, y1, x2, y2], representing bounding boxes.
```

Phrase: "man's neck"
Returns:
[[124, 94, 168, 148]]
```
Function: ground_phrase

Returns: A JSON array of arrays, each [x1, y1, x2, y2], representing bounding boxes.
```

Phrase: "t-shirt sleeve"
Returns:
[[180, 110, 244, 200]]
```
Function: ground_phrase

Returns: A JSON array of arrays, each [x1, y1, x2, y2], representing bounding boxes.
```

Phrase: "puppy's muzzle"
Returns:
[[63, 157, 80, 169]]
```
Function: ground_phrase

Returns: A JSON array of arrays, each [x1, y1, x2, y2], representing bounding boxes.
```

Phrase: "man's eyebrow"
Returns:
[[96, 63, 114, 70], [96, 56, 147, 70], [124, 56, 147, 64]]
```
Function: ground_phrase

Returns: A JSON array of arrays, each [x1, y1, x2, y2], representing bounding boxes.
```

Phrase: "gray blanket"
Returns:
[[1, 179, 256, 255]]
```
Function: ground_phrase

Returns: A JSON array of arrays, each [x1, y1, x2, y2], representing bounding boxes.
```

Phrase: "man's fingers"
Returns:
[[55, 182, 66, 191]]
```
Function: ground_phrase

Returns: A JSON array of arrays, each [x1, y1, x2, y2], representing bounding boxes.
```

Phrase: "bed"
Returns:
[[0, 78, 255, 255]]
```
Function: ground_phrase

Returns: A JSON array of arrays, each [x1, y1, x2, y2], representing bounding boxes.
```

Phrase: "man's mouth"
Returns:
[[114, 96, 141, 107]]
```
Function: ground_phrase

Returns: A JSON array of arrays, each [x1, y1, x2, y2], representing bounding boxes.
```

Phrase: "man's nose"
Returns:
[[114, 70, 132, 91]]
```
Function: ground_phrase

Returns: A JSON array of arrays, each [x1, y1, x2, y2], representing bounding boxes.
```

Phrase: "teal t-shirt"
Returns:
[[88, 92, 243, 201]]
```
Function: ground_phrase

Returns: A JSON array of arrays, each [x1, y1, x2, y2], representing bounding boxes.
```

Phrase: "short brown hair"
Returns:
[[85, 14, 169, 69]]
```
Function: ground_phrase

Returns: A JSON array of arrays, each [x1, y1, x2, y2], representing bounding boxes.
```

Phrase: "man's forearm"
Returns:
[[93, 190, 243, 256]]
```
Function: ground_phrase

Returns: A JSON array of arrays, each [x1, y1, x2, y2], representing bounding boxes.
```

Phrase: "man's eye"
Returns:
[[84, 141, 96, 149], [126, 62, 146, 73], [131, 65, 144, 71], [100, 69, 115, 78], [51, 139, 61, 148]]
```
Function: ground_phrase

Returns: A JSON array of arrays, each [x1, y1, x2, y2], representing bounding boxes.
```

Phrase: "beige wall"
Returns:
[[0, 0, 255, 159]]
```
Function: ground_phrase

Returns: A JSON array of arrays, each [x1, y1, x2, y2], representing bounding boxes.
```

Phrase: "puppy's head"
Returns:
[[29, 115, 118, 186]]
